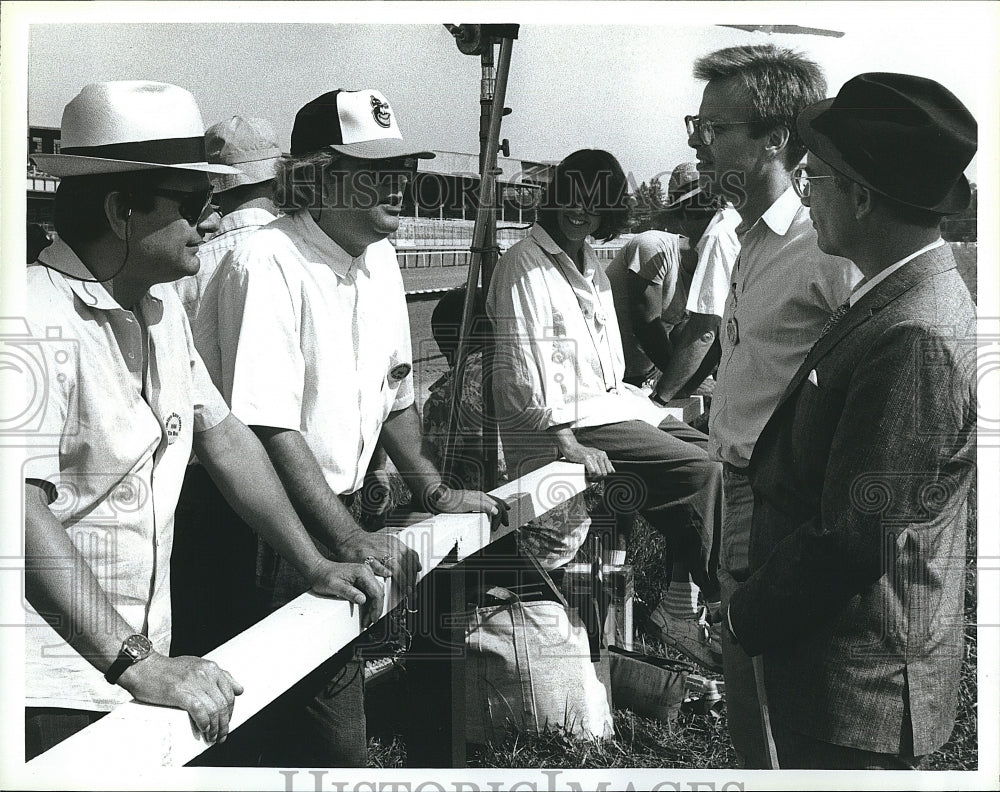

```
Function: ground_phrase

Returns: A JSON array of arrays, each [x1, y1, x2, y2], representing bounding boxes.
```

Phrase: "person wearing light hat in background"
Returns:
[[728, 72, 977, 768], [195, 88, 506, 766], [174, 115, 282, 325], [22, 81, 385, 760], [169, 115, 284, 660], [603, 162, 727, 672], [604, 177, 685, 390], [652, 161, 741, 405]]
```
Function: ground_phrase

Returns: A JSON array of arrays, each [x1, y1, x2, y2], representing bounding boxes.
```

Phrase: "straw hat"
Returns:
[[31, 81, 239, 178]]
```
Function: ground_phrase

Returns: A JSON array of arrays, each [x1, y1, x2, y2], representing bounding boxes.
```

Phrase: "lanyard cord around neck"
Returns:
[[540, 242, 618, 393]]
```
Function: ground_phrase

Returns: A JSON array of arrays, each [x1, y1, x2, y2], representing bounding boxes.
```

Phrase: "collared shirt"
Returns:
[[196, 209, 414, 496], [687, 206, 742, 318], [24, 238, 230, 711], [849, 238, 946, 307], [487, 224, 667, 465], [174, 207, 279, 325], [709, 187, 860, 467], [604, 230, 685, 381]]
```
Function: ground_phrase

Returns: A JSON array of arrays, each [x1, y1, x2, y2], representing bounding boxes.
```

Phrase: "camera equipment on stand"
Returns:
[[440, 24, 519, 491]]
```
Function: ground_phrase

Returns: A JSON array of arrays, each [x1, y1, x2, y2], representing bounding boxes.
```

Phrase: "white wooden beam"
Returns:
[[26, 460, 589, 770]]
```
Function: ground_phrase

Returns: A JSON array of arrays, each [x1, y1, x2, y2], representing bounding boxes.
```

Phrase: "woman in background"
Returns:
[[486, 149, 724, 671]]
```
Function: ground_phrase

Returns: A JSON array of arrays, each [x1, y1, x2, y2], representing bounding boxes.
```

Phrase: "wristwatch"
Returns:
[[649, 392, 669, 407], [105, 633, 153, 684], [424, 482, 449, 513]]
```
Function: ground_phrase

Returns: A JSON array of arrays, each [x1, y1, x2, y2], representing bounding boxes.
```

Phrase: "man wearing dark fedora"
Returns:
[[728, 72, 977, 768], [23, 81, 385, 760], [195, 87, 506, 766]]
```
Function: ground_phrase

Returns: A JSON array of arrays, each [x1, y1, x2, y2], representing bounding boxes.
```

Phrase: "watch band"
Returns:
[[105, 634, 153, 684], [650, 392, 669, 407]]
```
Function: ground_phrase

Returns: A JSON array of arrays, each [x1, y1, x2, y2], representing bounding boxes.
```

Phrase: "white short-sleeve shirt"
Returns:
[[687, 206, 741, 318], [24, 239, 230, 711], [604, 230, 685, 381], [195, 209, 414, 496], [174, 206, 279, 325]]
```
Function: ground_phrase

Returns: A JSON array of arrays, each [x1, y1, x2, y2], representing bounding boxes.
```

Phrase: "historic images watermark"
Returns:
[[277, 769, 746, 792]]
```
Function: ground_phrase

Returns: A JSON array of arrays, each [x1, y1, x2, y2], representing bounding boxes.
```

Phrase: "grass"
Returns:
[[364, 492, 978, 770]]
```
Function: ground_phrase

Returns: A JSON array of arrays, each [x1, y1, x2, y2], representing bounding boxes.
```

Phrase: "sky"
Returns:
[[18, 4, 997, 186], [2, 4, 1000, 789]]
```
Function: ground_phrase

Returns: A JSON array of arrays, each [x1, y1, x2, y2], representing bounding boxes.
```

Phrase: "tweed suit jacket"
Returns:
[[729, 243, 975, 756]]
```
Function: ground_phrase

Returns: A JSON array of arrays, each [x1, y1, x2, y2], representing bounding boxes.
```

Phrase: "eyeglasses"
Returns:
[[685, 115, 756, 146], [150, 187, 216, 225], [791, 166, 835, 199]]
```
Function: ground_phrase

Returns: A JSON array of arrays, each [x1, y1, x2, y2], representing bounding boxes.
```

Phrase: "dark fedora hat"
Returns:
[[797, 72, 977, 214]]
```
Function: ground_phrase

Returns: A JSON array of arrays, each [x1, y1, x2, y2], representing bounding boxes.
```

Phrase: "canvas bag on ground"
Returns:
[[464, 584, 614, 744], [607, 645, 692, 726]]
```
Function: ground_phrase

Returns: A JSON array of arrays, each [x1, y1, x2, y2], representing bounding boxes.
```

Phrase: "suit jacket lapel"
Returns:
[[774, 244, 958, 412]]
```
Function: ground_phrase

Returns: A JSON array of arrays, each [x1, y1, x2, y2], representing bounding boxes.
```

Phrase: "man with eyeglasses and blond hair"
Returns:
[[22, 81, 384, 760], [686, 45, 860, 767]]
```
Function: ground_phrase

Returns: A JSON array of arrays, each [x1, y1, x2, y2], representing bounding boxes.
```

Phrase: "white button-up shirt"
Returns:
[[195, 209, 414, 496], [709, 187, 860, 467], [24, 238, 230, 711], [174, 206, 279, 325], [487, 225, 666, 468]]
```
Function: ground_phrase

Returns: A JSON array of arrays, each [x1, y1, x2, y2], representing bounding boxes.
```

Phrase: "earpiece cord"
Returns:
[[35, 212, 132, 284]]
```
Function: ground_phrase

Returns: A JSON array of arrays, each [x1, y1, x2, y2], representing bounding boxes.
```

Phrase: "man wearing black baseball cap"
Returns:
[[194, 88, 506, 766], [727, 73, 977, 768]]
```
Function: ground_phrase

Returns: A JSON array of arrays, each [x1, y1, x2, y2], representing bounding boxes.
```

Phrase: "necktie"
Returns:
[[818, 300, 851, 340]]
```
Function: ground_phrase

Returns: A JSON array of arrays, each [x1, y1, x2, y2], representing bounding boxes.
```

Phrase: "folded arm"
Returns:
[[652, 312, 720, 401]]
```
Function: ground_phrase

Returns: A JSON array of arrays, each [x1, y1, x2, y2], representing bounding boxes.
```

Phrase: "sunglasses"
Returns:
[[685, 115, 756, 146], [150, 186, 216, 225]]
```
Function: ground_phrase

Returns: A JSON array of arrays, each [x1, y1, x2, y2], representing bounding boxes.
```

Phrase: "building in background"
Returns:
[[27, 125, 551, 245]]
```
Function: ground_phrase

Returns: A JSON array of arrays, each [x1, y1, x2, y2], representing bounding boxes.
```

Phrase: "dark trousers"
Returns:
[[25, 707, 106, 761], [171, 464, 258, 658], [771, 720, 924, 769], [174, 469, 367, 766], [190, 647, 367, 768], [573, 417, 722, 601]]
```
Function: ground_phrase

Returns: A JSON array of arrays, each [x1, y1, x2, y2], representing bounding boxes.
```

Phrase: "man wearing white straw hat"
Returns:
[[23, 81, 384, 760], [195, 87, 507, 766]]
